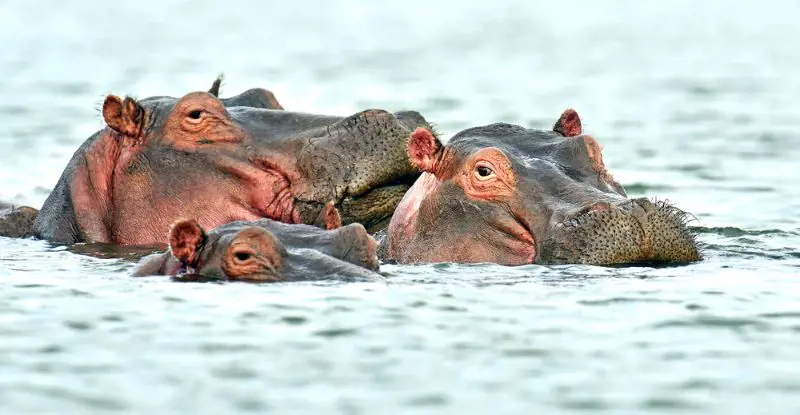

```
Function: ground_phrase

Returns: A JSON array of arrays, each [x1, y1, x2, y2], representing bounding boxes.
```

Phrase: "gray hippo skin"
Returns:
[[133, 215, 383, 283], [386, 109, 701, 266], [2, 77, 429, 246]]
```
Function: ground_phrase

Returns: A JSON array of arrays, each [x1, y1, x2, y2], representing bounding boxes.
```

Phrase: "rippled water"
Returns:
[[2, 1, 799, 413]]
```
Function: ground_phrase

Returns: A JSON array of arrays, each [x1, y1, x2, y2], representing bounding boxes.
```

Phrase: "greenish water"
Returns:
[[1, 1, 799, 413]]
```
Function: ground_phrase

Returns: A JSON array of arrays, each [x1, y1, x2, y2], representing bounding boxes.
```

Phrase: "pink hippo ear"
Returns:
[[168, 219, 207, 267], [320, 200, 342, 230], [102, 95, 145, 138], [553, 108, 582, 137], [408, 127, 443, 173]]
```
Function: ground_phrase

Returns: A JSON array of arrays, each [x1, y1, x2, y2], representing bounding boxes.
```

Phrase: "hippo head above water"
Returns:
[[133, 215, 382, 282], [386, 109, 701, 266], [31, 78, 428, 245]]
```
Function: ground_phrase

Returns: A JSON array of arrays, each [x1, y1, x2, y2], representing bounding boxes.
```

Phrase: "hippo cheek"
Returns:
[[387, 173, 440, 258], [492, 218, 538, 265], [417, 227, 536, 266], [388, 174, 537, 265], [458, 207, 538, 265]]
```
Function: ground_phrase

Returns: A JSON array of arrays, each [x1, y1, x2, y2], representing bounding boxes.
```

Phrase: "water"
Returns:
[[1, 0, 799, 413]]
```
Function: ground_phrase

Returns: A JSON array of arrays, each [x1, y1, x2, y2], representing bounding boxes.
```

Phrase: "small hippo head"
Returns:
[[387, 109, 701, 266], [0, 202, 38, 238], [35, 77, 429, 245], [133, 212, 382, 282]]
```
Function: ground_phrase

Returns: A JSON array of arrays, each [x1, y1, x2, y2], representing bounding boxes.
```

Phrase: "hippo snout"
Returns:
[[538, 198, 701, 265]]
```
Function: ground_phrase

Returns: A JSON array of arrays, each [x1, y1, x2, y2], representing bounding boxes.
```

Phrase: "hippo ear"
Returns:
[[553, 108, 582, 137], [102, 95, 145, 138], [208, 74, 224, 97], [319, 201, 342, 230], [408, 127, 443, 173], [168, 219, 207, 267]]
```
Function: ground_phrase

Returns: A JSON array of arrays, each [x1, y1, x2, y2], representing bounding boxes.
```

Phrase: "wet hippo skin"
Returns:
[[1, 77, 431, 246], [385, 109, 701, 266], [133, 214, 383, 283]]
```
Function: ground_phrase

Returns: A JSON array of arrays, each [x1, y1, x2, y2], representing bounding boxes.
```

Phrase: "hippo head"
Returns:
[[132, 215, 381, 282], [34, 78, 429, 245], [386, 109, 701, 266], [0, 202, 38, 238]]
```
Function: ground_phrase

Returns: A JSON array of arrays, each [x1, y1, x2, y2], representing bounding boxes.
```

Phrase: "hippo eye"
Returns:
[[188, 110, 203, 120], [476, 166, 494, 178], [233, 251, 252, 262]]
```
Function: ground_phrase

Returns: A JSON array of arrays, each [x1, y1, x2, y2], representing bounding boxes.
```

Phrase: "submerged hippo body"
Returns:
[[133, 215, 382, 282], [6, 78, 429, 246], [386, 109, 701, 266]]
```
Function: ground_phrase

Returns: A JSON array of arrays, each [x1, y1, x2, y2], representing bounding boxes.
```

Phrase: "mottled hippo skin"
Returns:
[[386, 109, 701, 266], [133, 216, 382, 282], [5, 78, 429, 246]]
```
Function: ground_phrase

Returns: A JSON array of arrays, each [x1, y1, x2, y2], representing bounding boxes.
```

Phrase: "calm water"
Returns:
[[1, 1, 799, 413]]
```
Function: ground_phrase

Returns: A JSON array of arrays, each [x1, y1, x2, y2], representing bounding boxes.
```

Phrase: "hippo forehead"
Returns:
[[447, 123, 572, 168], [200, 220, 284, 247], [124, 89, 283, 135], [196, 219, 353, 258], [136, 89, 279, 114]]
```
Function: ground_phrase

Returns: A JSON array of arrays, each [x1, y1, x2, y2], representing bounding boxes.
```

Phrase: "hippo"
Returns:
[[133, 210, 383, 282], [2, 77, 429, 246], [0, 202, 38, 238], [385, 109, 701, 266]]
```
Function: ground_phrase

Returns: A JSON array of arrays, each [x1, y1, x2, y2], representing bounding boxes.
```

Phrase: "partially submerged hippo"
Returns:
[[4, 77, 428, 245], [133, 211, 382, 282], [0, 202, 38, 239], [386, 109, 701, 266]]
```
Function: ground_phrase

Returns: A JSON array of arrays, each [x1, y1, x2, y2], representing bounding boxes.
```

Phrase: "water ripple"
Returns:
[[652, 314, 771, 331]]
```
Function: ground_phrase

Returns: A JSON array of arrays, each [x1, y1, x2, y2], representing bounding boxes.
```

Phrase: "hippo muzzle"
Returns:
[[538, 198, 700, 265]]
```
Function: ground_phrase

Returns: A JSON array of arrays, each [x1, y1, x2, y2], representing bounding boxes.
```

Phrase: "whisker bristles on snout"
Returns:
[[540, 198, 703, 266], [647, 198, 704, 261]]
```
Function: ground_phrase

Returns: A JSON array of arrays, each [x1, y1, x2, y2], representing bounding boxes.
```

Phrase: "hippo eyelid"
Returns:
[[473, 161, 497, 181], [231, 248, 259, 264], [185, 108, 206, 124]]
